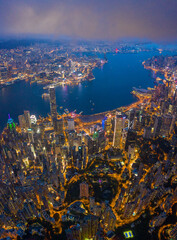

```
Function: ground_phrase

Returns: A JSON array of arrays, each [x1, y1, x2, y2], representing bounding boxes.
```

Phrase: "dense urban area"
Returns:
[[1, 42, 177, 240]]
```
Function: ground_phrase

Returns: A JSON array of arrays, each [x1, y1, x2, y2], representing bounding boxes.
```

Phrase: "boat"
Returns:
[[37, 80, 43, 84], [5, 82, 13, 86], [43, 86, 49, 90], [42, 93, 50, 98]]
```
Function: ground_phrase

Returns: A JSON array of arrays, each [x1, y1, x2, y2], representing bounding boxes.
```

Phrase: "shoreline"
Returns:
[[40, 62, 105, 90], [142, 61, 170, 81], [0, 53, 159, 132], [0, 89, 143, 134], [0, 66, 151, 133], [0, 60, 106, 90]]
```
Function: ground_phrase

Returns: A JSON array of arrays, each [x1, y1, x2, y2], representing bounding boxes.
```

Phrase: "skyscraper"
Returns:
[[18, 114, 26, 129], [80, 182, 89, 198], [7, 114, 16, 134], [68, 118, 75, 131], [160, 114, 175, 137], [56, 119, 63, 134], [113, 112, 124, 148], [24, 111, 31, 129], [49, 86, 57, 130]]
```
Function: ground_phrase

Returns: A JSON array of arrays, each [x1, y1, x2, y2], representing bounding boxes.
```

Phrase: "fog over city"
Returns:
[[0, 0, 177, 41]]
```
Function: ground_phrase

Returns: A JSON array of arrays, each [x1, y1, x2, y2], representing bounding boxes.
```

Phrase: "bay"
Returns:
[[0, 51, 169, 131]]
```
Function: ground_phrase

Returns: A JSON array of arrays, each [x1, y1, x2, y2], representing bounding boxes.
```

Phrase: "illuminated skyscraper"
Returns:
[[128, 144, 135, 160], [24, 110, 31, 129], [113, 112, 124, 148], [153, 116, 162, 137], [18, 114, 26, 129], [104, 114, 112, 134], [143, 127, 152, 139], [56, 119, 63, 134], [18, 111, 34, 130], [49, 86, 57, 130], [30, 115, 37, 125], [160, 114, 175, 137], [7, 114, 16, 134], [68, 118, 75, 131], [78, 142, 87, 169]]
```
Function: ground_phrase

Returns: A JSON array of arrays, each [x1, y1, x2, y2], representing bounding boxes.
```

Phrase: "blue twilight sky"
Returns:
[[0, 0, 177, 41]]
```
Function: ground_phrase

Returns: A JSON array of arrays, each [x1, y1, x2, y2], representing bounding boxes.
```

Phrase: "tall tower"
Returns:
[[7, 114, 16, 134], [24, 110, 31, 129], [49, 86, 57, 130], [80, 182, 89, 198], [18, 114, 26, 129], [113, 112, 124, 148]]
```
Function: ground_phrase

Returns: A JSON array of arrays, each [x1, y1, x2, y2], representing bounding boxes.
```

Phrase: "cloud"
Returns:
[[0, 0, 177, 41]]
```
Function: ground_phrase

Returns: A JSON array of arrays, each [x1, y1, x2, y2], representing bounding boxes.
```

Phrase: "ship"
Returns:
[[42, 93, 50, 98], [43, 86, 49, 90], [5, 82, 13, 86], [156, 77, 162, 81]]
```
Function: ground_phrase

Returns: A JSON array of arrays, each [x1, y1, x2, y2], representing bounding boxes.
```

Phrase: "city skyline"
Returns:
[[0, 41, 177, 239]]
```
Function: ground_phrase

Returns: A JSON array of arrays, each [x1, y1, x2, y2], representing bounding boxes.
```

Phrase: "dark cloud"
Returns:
[[0, 0, 177, 41]]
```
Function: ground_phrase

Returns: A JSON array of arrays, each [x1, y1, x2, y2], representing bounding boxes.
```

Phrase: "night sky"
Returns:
[[0, 0, 177, 41]]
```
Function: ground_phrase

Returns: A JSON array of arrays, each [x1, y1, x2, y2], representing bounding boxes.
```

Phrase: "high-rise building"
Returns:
[[78, 142, 88, 169], [169, 223, 177, 239], [30, 115, 37, 125], [7, 114, 16, 134], [153, 116, 162, 137], [128, 144, 135, 160], [68, 118, 75, 131], [56, 119, 63, 134], [123, 201, 137, 219], [160, 114, 175, 137], [49, 86, 58, 131], [89, 197, 95, 212], [104, 114, 112, 134], [24, 111, 31, 129], [102, 206, 116, 231], [143, 127, 152, 139], [18, 114, 26, 129], [80, 182, 89, 198], [113, 112, 124, 148], [49, 86, 57, 120]]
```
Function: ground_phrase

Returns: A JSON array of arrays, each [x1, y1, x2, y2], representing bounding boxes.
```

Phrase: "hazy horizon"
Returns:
[[0, 0, 177, 42]]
